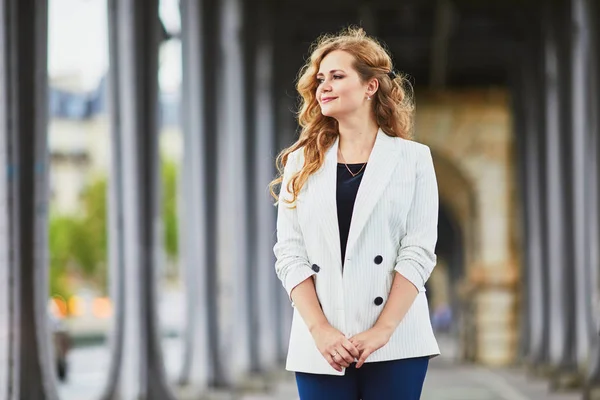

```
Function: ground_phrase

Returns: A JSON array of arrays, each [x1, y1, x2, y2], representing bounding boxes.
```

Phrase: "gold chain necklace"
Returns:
[[338, 148, 367, 177]]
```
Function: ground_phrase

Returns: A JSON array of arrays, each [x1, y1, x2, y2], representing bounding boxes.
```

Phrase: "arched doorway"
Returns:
[[427, 150, 480, 359]]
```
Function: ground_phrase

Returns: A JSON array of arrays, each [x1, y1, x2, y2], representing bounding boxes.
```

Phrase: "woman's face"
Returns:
[[316, 50, 373, 119]]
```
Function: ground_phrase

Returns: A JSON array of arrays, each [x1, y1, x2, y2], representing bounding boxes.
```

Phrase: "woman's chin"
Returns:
[[320, 107, 338, 118]]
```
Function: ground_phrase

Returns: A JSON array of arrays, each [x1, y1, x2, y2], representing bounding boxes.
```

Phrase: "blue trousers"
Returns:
[[295, 357, 429, 400]]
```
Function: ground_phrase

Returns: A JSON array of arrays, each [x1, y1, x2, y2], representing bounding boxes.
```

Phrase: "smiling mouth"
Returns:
[[321, 97, 337, 104]]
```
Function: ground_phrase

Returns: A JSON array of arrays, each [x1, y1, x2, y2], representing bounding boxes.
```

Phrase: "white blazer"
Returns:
[[273, 128, 440, 376]]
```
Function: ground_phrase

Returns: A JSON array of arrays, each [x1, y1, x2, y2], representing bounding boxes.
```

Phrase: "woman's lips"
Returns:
[[321, 97, 337, 104]]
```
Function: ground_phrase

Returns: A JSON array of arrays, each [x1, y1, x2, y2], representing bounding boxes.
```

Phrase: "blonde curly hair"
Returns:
[[269, 27, 415, 204]]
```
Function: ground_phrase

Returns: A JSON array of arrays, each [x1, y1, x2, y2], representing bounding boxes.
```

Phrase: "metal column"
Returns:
[[585, 0, 600, 395], [541, 0, 578, 376], [0, 0, 57, 400], [272, 20, 298, 362], [511, 61, 529, 363], [0, 0, 17, 397], [0, 0, 58, 399], [250, 0, 278, 373], [101, 1, 126, 399], [106, 0, 176, 398], [568, 0, 596, 368], [214, 0, 252, 386], [523, 35, 551, 367], [512, 35, 549, 366], [243, 0, 260, 374], [178, 0, 211, 393]]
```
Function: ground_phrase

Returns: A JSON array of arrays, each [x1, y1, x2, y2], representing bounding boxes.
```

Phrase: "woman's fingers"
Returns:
[[317, 328, 364, 371], [355, 347, 373, 368], [326, 353, 343, 372], [342, 338, 360, 359], [333, 347, 353, 366]]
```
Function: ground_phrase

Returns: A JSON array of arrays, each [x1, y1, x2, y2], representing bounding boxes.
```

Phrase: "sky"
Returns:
[[48, 0, 182, 93]]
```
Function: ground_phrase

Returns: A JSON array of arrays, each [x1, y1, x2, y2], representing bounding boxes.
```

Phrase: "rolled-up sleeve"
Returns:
[[394, 145, 439, 291], [273, 151, 316, 301]]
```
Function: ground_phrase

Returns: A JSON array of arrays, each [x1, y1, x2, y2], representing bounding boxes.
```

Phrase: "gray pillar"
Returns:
[[569, 0, 596, 367], [523, 41, 550, 367], [585, 0, 600, 394], [277, 101, 297, 360], [251, 0, 278, 372], [0, 0, 57, 399], [243, 0, 259, 374], [106, 1, 176, 399], [178, 0, 211, 393], [511, 69, 529, 362], [102, 1, 126, 399], [214, 0, 251, 386], [541, 1, 578, 374], [511, 50, 528, 362], [0, 1, 17, 398], [272, 22, 298, 363], [536, 24, 553, 370], [192, 0, 221, 387]]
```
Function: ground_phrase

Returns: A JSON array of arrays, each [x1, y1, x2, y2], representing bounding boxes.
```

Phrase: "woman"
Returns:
[[270, 27, 440, 400]]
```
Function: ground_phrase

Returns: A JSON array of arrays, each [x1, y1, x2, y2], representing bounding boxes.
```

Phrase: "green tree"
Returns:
[[48, 178, 108, 295], [162, 158, 178, 260], [48, 158, 179, 296], [48, 215, 78, 299], [77, 178, 108, 289]]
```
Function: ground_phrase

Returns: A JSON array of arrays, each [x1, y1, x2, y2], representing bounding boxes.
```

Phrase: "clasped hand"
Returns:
[[311, 323, 392, 371]]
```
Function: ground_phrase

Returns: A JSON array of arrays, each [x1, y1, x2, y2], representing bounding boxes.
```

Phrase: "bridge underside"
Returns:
[[0, 0, 599, 399]]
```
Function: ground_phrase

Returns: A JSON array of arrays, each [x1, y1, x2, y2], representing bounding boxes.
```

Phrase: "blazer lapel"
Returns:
[[309, 136, 342, 267], [345, 129, 400, 260]]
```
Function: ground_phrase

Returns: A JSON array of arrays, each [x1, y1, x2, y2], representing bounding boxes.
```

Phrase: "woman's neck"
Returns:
[[337, 118, 379, 163]]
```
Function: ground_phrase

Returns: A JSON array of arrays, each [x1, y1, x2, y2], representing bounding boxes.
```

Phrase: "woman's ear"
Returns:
[[367, 78, 379, 97]]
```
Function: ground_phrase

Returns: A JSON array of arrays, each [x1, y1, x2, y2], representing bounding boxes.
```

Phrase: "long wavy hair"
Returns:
[[269, 27, 415, 205]]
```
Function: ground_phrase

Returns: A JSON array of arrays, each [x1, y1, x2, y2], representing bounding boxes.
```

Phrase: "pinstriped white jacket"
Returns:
[[273, 128, 440, 376]]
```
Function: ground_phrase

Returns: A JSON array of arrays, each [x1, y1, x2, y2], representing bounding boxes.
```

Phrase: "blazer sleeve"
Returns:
[[394, 145, 439, 291], [273, 150, 316, 302]]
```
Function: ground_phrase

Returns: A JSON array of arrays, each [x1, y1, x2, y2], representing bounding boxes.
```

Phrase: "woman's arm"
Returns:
[[373, 272, 419, 335], [394, 145, 439, 293], [350, 272, 419, 368], [273, 151, 317, 300], [273, 151, 359, 370], [272, 150, 330, 331], [291, 278, 359, 371], [350, 145, 439, 367], [379, 145, 439, 331], [289, 279, 328, 332]]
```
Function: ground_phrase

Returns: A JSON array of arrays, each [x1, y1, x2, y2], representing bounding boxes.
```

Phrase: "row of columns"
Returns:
[[0, 0, 296, 399], [104, 0, 292, 397], [6, 0, 600, 398], [515, 0, 600, 396]]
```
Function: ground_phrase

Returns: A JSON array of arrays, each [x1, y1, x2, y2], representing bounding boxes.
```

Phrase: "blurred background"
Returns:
[[1, 0, 599, 399]]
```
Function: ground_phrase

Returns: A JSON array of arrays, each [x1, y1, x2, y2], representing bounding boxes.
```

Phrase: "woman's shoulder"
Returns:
[[285, 147, 306, 172], [395, 137, 432, 158], [288, 147, 304, 160]]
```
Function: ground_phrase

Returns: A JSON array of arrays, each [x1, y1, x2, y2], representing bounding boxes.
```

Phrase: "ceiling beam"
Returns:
[[429, 0, 455, 88], [358, 2, 377, 36]]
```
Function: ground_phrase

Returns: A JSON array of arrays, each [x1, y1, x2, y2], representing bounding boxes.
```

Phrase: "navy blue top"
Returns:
[[336, 162, 367, 268]]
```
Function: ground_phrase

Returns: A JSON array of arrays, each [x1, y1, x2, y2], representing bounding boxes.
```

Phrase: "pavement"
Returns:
[[57, 333, 583, 400], [239, 336, 582, 400]]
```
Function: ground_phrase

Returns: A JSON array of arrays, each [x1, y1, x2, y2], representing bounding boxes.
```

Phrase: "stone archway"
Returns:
[[427, 204, 465, 334], [427, 150, 479, 358], [416, 88, 520, 366]]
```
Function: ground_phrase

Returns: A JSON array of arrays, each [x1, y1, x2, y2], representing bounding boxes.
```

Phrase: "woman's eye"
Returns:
[[316, 78, 324, 84], [333, 75, 343, 79]]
